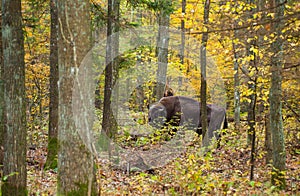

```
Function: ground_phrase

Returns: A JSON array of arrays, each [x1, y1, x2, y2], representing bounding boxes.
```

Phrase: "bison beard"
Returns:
[[148, 96, 228, 141]]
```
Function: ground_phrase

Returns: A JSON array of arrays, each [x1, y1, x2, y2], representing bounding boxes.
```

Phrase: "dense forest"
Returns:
[[0, 0, 299, 195]]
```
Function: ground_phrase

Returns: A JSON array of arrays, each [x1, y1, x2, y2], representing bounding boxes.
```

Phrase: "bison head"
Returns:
[[148, 104, 167, 129]]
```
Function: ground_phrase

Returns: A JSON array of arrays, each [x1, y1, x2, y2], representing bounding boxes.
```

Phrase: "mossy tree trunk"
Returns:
[[1, 0, 27, 194], [57, 0, 97, 195], [45, 0, 59, 170], [265, 112, 272, 164], [0, 3, 4, 166], [270, 0, 286, 189]]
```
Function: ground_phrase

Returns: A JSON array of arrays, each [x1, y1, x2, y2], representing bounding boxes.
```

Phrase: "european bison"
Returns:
[[148, 96, 228, 140]]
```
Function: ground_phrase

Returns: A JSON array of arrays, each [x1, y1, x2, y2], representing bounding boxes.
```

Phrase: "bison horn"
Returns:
[[158, 108, 164, 112]]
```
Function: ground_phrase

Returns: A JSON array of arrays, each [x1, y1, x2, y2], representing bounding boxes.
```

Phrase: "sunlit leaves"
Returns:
[[20, 0, 300, 194], [267, 12, 275, 19], [22, 0, 50, 146]]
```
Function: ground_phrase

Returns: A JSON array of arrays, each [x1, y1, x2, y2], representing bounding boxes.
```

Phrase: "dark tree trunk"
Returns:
[[201, 0, 210, 148], [270, 0, 286, 189], [102, 0, 120, 138], [178, 0, 186, 89], [1, 0, 27, 194], [248, 80, 257, 180], [246, 0, 257, 146], [247, 82, 256, 145], [242, 0, 258, 181], [180, 0, 186, 65], [57, 0, 97, 194], [45, 0, 59, 170]]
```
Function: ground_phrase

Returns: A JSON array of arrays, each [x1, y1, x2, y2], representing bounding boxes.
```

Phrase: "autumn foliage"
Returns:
[[4, 0, 298, 195]]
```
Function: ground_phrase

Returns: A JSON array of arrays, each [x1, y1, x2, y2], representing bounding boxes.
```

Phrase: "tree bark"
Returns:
[[246, 0, 258, 180], [45, 0, 59, 170], [232, 45, 240, 128], [57, 0, 97, 194], [0, 3, 3, 166], [178, 0, 186, 90], [102, 0, 120, 138], [265, 112, 272, 164], [201, 0, 210, 148], [270, 0, 286, 189], [246, 0, 257, 146], [248, 80, 257, 181], [155, 0, 171, 101], [180, 0, 186, 65], [1, 0, 27, 194], [232, 0, 241, 128]]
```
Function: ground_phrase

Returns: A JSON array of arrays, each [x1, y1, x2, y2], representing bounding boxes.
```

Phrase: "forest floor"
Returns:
[[26, 126, 299, 195]]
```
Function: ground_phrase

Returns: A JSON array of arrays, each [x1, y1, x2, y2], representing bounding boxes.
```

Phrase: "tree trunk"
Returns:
[[180, 0, 186, 65], [102, 0, 120, 138], [265, 112, 272, 164], [45, 0, 59, 170], [246, 0, 257, 146], [178, 0, 186, 89], [0, 3, 4, 166], [243, 0, 258, 180], [1, 0, 27, 194], [232, 1, 241, 128], [201, 0, 210, 148], [155, 0, 171, 101], [248, 80, 257, 180], [57, 0, 97, 194], [270, 0, 286, 189], [232, 46, 240, 128], [136, 55, 145, 111]]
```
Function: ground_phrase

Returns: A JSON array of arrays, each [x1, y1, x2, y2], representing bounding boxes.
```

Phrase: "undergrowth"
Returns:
[[24, 120, 300, 195]]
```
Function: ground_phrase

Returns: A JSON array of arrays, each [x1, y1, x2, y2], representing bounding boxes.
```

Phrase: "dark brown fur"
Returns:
[[148, 96, 228, 138]]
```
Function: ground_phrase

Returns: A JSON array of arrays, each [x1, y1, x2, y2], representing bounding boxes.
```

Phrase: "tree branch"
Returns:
[[283, 99, 300, 122], [187, 11, 300, 35]]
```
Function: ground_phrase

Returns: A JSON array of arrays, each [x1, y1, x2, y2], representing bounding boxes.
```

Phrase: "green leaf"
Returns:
[[249, 181, 255, 187], [2, 172, 18, 182]]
